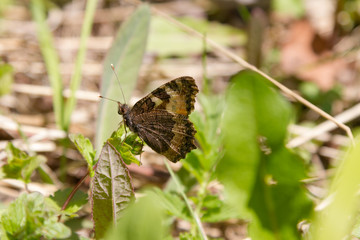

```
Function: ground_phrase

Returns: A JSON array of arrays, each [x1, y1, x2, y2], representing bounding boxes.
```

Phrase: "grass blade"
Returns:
[[63, 0, 97, 130], [311, 136, 360, 240], [30, 0, 64, 130]]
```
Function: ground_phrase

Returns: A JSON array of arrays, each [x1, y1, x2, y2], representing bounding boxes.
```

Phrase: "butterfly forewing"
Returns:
[[130, 77, 198, 116]]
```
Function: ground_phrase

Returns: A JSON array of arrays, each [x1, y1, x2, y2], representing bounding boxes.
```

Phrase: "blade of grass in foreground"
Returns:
[[311, 136, 360, 240], [63, 0, 97, 130], [31, 0, 64, 130]]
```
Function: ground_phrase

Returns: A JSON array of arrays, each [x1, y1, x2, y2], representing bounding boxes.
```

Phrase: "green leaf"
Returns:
[[108, 127, 142, 166], [352, 217, 360, 238], [182, 94, 224, 183], [49, 188, 88, 216], [91, 141, 135, 239], [69, 134, 96, 176], [272, 0, 305, 18], [217, 70, 313, 240], [41, 220, 72, 239], [31, 0, 64, 130], [2, 142, 45, 183], [0, 0, 13, 16], [181, 150, 205, 184], [146, 188, 190, 221], [148, 16, 246, 56], [1, 194, 27, 236], [311, 136, 360, 240], [299, 82, 341, 114], [0, 192, 71, 239], [95, 5, 151, 151], [200, 195, 239, 223], [0, 63, 13, 96], [105, 195, 166, 240], [179, 232, 197, 240]]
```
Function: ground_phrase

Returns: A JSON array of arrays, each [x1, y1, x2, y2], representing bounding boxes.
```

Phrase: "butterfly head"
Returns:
[[117, 102, 129, 116]]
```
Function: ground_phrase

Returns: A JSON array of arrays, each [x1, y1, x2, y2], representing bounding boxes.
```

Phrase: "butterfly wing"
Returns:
[[129, 77, 198, 162]]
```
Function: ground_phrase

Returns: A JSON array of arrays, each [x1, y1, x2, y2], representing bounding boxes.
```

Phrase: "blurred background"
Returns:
[[0, 0, 359, 239]]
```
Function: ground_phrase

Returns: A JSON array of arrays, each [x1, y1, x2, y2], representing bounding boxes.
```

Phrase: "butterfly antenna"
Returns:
[[99, 95, 119, 103], [111, 64, 127, 104]]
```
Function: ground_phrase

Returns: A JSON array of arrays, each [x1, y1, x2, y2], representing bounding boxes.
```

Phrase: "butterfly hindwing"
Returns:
[[132, 111, 196, 162]]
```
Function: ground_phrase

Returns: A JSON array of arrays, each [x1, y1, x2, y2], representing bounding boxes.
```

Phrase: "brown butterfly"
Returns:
[[110, 77, 199, 163]]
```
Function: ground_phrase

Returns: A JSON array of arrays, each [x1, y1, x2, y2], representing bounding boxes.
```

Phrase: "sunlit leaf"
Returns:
[[69, 133, 96, 176], [108, 127, 142, 166], [49, 188, 88, 216], [1, 142, 45, 183], [146, 187, 190, 221], [272, 0, 305, 18], [200, 195, 239, 223], [0, 192, 71, 239], [148, 16, 246, 56], [91, 141, 135, 239]]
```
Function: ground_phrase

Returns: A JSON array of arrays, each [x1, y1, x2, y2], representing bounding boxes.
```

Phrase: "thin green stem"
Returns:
[[202, 33, 210, 95], [163, 160, 208, 240], [59, 146, 68, 182], [194, 172, 210, 215]]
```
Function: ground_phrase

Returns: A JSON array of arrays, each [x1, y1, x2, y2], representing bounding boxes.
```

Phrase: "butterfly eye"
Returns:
[[117, 103, 128, 115]]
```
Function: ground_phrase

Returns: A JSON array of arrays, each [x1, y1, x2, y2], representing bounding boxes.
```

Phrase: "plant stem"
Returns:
[[58, 170, 90, 222], [59, 146, 68, 182], [163, 160, 208, 240], [202, 34, 210, 95]]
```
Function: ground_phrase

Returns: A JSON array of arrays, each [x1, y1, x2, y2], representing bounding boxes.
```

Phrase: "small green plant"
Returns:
[[0, 192, 71, 240], [0, 143, 88, 239], [1, 142, 45, 184]]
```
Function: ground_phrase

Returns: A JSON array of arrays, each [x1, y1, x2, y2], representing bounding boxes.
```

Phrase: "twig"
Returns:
[[0, 179, 57, 195], [12, 83, 100, 102], [287, 103, 360, 148], [163, 160, 208, 240], [0, 140, 56, 152], [58, 158, 98, 222], [289, 125, 350, 147], [58, 170, 90, 221], [0, 115, 66, 137]]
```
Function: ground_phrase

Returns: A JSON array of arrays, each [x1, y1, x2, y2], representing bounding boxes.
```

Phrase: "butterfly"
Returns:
[[115, 76, 199, 163]]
